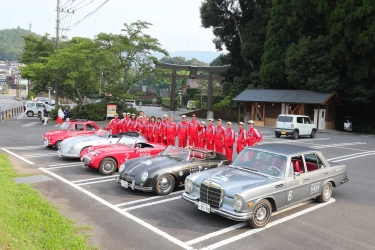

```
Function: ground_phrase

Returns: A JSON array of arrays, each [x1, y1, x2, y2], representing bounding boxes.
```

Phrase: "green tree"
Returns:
[[285, 35, 339, 92], [0, 27, 35, 61]]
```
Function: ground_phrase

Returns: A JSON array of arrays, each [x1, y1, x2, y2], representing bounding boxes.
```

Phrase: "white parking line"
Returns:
[[17, 112, 26, 119], [115, 190, 185, 207], [72, 175, 118, 183], [327, 151, 375, 161], [331, 152, 375, 162], [22, 122, 39, 127], [22, 153, 58, 158], [76, 178, 116, 186], [186, 199, 314, 246], [311, 142, 366, 149], [1, 148, 35, 165], [44, 163, 83, 169], [39, 167, 193, 250], [5, 145, 44, 150], [200, 199, 335, 250], [123, 196, 181, 211], [48, 162, 81, 167]]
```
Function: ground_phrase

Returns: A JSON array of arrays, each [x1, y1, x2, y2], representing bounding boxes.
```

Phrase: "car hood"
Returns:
[[194, 166, 276, 197], [123, 155, 181, 176], [44, 130, 65, 137]]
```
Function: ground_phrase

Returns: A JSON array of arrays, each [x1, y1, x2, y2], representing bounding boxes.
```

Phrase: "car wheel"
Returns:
[[26, 111, 34, 117], [310, 129, 316, 138], [54, 140, 62, 149], [292, 130, 299, 140], [155, 174, 175, 196], [248, 199, 272, 229], [316, 182, 332, 203], [275, 131, 281, 138], [99, 157, 117, 175]]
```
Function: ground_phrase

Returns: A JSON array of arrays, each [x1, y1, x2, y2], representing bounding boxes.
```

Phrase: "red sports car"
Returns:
[[42, 120, 99, 148], [80, 141, 166, 175]]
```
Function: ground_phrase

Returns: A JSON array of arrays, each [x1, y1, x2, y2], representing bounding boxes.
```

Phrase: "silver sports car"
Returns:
[[57, 130, 147, 158], [182, 144, 348, 228]]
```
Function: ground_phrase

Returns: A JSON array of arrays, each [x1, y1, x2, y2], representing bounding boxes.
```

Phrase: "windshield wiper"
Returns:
[[230, 165, 270, 179]]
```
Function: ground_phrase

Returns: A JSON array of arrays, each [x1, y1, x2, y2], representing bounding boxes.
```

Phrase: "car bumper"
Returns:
[[341, 176, 349, 184], [43, 138, 51, 146], [275, 128, 294, 135], [181, 192, 252, 221], [57, 150, 79, 158], [116, 176, 153, 192]]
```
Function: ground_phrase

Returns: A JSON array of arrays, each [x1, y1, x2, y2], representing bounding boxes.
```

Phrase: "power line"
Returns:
[[67, 0, 110, 29]]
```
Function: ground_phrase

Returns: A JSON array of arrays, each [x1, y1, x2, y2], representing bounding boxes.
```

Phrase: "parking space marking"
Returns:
[[4, 145, 44, 150], [22, 152, 58, 158], [327, 151, 375, 161], [123, 197, 181, 211], [200, 199, 335, 250], [330, 152, 375, 162], [186, 199, 314, 246], [115, 190, 184, 207], [72, 175, 118, 183], [22, 122, 39, 127], [17, 112, 26, 119], [311, 142, 366, 149], [47, 162, 80, 167], [77, 178, 116, 186], [44, 163, 83, 169], [1, 148, 35, 165], [39, 167, 193, 250]]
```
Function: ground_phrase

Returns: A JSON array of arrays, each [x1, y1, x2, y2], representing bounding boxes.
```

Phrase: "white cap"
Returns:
[[248, 120, 255, 124], [227, 122, 232, 125], [217, 119, 222, 121], [139, 116, 143, 118], [201, 121, 206, 125], [239, 122, 244, 125], [163, 114, 168, 118], [127, 112, 130, 115], [208, 118, 213, 122], [181, 115, 186, 118], [131, 113, 135, 116]]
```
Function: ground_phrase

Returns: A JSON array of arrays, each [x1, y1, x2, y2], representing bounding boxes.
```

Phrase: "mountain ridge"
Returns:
[[153, 50, 227, 64]]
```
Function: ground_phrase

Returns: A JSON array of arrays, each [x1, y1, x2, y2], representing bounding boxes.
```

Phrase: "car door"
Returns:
[[302, 153, 327, 197], [36, 103, 44, 113], [284, 155, 311, 206]]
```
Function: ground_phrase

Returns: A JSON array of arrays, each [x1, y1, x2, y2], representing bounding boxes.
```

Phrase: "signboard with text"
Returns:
[[106, 104, 117, 118]]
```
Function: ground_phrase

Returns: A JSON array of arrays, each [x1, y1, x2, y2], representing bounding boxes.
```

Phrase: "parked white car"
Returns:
[[125, 100, 136, 108], [24, 101, 54, 117], [275, 114, 317, 139]]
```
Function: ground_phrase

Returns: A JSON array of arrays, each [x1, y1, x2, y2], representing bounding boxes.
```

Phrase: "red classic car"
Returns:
[[42, 120, 99, 148], [80, 141, 166, 175]]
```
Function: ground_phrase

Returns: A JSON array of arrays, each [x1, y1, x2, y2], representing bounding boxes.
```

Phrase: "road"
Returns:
[[0, 93, 24, 112], [1, 107, 375, 250]]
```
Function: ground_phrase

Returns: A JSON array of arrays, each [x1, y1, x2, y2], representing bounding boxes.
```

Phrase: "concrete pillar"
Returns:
[[168, 110, 176, 118], [169, 70, 177, 111], [207, 111, 214, 120], [245, 112, 251, 123], [208, 71, 213, 112]]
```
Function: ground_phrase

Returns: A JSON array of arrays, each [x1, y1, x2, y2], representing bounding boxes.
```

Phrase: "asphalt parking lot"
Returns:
[[1, 108, 375, 250]]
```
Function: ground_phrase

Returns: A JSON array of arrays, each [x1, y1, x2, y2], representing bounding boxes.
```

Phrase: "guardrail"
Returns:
[[0, 105, 24, 122]]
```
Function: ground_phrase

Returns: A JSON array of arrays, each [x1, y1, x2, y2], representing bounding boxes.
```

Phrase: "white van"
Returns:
[[125, 100, 136, 108], [24, 101, 54, 117], [275, 114, 317, 139]]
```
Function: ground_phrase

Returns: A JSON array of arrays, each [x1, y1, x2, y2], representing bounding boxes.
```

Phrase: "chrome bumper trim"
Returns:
[[341, 176, 349, 184]]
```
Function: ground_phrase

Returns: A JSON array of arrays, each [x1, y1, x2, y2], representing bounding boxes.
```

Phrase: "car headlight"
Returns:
[[70, 145, 74, 151], [119, 163, 125, 173], [218, 160, 224, 167], [233, 194, 243, 211], [141, 172, 148, 182], [185, 177, 193, 193], [87, 147, 92, 153]]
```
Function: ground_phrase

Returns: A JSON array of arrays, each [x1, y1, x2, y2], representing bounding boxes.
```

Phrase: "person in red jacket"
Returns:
[[177, 115, 189, 147], [108, 113, 121, 134], [188, 114, 200, 147], [199, 121, 207, 149], [214, 119, 225, 153], [247, 120, 262, 146], [120, 112, 129, 132], [127, 114, 137, 131], [160, 114, 168, 145], [136, 110, 145, 123], [206, 118, 215, 150], [154, 117, 162, 143], [141, 116, 150, 139], [224, 122, 235, 161], [148, 116, 156, 142], [236, 122, 247, 153], [165, 116, 177, 146], [135, 116, 143, 133]]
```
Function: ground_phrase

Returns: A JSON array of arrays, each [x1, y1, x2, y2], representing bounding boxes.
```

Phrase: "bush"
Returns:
[[162, 98, 177, 108], [70, 103, 106, 121], [49, 105, 66, 119], [213, 96, 232, 110]]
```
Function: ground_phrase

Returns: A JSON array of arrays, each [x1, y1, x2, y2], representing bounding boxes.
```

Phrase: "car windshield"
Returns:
[[160, 146, 190, 161], [232, 148, 287, 178], [94, 129, 110, 137], [59, 122, 70, 131], [117, 137, 134, 146]]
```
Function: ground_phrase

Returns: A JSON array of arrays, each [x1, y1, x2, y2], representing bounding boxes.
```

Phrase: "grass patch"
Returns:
[[0, 154, 96, 249]]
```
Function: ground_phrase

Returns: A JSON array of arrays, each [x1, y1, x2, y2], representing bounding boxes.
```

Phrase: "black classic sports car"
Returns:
[[116, 146, 230, 195]]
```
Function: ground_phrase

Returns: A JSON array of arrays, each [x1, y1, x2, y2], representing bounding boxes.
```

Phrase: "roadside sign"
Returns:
[[106, 104, 117, 118]]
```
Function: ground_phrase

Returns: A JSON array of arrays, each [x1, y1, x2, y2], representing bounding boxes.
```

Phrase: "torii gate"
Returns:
[[155, 62, 231, 119]]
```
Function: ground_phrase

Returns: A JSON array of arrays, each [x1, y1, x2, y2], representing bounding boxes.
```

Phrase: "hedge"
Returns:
[[162, 98, 177, 108]]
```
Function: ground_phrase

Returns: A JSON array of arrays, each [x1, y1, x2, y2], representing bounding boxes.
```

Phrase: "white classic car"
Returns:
[[57, 130, 147, 158]]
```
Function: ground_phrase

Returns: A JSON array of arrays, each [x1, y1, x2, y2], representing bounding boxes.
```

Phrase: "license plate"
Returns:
[[43, 139, 49, 146], [121, 180, 128, 188], [281, 131, 286, 135], [198, 201, 210, 213]]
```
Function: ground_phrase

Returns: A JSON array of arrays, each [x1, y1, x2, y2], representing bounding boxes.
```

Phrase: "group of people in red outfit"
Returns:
[[108, 111, 262, 161]]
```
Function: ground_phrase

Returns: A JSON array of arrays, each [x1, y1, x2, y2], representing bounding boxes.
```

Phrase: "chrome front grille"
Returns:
[[82, 156, 91, 164], [200, 181, 223, 208]]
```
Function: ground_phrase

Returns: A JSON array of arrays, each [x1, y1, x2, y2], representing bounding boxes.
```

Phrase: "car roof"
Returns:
[[250, 144, 319, 156]]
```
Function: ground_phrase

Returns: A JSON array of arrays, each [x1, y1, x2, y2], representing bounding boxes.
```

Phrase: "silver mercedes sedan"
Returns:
[[182, 144, 348, 228]]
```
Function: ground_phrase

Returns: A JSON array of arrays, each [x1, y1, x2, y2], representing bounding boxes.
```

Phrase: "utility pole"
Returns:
[[54, 0, 60, 104]]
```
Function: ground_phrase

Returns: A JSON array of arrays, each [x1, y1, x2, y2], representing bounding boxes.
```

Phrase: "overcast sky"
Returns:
[[2, 0, 220, 52]]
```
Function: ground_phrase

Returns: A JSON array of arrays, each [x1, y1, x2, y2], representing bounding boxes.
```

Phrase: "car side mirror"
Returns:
[[190, 158, 195, 162], [294, 172, 301, 178]]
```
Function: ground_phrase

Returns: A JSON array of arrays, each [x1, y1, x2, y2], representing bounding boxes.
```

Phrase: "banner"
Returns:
[[106, 104, 117, 118]]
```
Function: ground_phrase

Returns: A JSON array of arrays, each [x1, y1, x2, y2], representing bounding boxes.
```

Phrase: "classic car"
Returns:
[[116, 146, 230, 195], [80, 141, 166, 175], [58, 130, 147, 158], [182, 144, 348, 229], [42, 120, 99, 148]]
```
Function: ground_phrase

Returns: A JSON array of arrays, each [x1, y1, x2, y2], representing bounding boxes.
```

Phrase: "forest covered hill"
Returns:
[[0, 27, 36, 61]]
